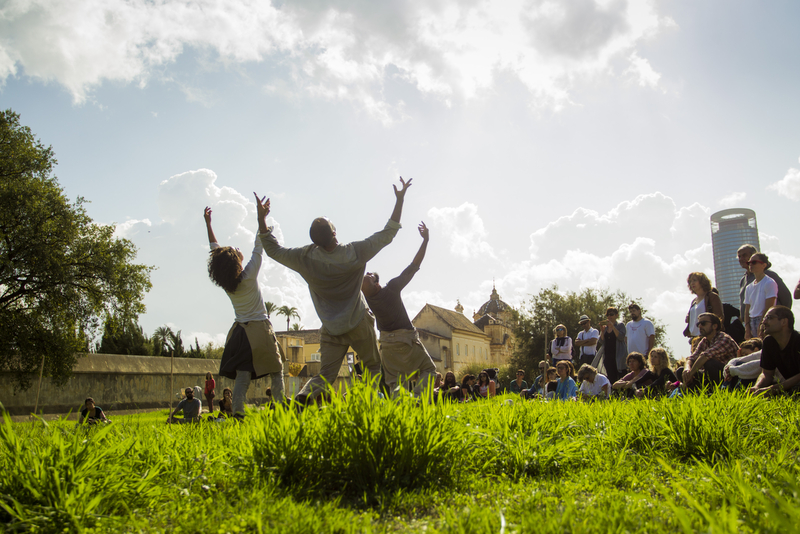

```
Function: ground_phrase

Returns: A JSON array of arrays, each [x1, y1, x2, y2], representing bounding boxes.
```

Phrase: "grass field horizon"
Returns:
[[2, 383, 799, 533]]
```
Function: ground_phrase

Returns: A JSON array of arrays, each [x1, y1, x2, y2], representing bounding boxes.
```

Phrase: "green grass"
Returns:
[[2, 384, 800, 533]]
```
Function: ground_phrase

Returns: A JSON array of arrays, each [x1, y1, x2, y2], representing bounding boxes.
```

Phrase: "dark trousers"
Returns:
[[676, 358, 725, 391]]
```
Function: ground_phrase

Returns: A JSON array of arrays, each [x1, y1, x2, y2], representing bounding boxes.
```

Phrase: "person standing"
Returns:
[[574, 315, 599, 368], [361, 222, 437, 397], [204, 207, 284, 418], [204, 372, 216, 413], [743, 252, 779, 340], [256, 178, 411, 404], [684, 272, 724, 339], [548, 324, 573, 366], [737, 244, 792, 314], [599, 307, 627, 384], [750, 306, 800, 395], [626, 303, 655, 361]]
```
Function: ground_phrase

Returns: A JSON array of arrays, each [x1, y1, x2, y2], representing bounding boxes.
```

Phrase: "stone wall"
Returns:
[[0, 353, 317, 416]]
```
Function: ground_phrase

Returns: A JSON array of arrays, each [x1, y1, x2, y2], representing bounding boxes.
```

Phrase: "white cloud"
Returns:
[[0, 0, 671, 121], [485, 193, 800, 355], [767, 161, 800, 201], [717, 191, 746, 208], [427, 202, 495, 261], [113, 168, 318, 340]]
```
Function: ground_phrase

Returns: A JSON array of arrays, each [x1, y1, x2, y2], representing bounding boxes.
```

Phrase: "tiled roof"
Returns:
[[417, 304, 487, 335]]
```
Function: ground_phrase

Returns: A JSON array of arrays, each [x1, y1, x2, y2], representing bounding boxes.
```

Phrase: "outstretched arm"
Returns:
[[204, 207, 218, 243], [390, 177, 412, 223], [411, 222, 429, 268]]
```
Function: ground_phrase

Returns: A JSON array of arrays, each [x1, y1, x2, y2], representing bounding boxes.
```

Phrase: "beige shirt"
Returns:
[[260, 220, 400, 336]]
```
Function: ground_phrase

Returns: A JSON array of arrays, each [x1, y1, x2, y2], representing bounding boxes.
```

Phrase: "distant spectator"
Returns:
[[722, 338, 765, 390], [509, 369, 528, 395], [530, 367, 558, 399], [168, 387, 202, 424], [548, 324, 573, 366], [476, 371, 496, 398], [636, 348, 677, 398], [612, 352, 653, 397], [79, 398, 109, 425], [524, 361, 550, 399], [743, 253, 779, 340], [737, 244, 792, 314], [795, 278, 800, 300], [577, 364, 609, 401], [598, 307, 627, 384], [455, 374, 477, 402], [217, 388, 234, 417], [626, 303, 655, 359], [751, 306, 800, 395], [204, 372, 216, 412], [575, 315, 600, 368], [437, 371, 458, 401], [684, 272, 724, 340], [554, 361, 578, 401], [433, 372, 443, 389], [679, 312, 739, 389]]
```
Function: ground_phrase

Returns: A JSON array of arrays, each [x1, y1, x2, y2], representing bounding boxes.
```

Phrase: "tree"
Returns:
[[510, 285, 669, 379], [0, 110, 153, 390], [151, 326, 173, 357], [97, 316, 150, 355], [277, 305, 300, 332], [264, 301, 277, 319], [290, 323, 303, 331]]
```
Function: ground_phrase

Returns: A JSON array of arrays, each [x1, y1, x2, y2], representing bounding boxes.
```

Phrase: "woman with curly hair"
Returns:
[[684, 272, 724, 340], [205, 206, 284, 418]]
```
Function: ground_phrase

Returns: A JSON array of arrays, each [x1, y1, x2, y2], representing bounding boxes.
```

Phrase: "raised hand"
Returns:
[[393, 176, 413, 199], [204, 206, 212, 224], [418, 221, 429, 240], [253, 192, 270, 219]]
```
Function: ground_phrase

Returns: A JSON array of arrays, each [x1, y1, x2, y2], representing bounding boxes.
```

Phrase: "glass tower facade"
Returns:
[[710, 208, 760, 309]]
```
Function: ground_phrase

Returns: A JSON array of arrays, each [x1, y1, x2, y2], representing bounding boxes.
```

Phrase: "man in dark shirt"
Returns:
[[751, 306, 800, 395], [362, 222, 436, 397]]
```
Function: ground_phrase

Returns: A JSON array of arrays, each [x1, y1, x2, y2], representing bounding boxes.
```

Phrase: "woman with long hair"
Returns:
[[204, 207, 284, 418], [554, 361, 577, 401], [635, 348, 676, 398], [476, 370, 496, 398], [684, 272, 724, 340]]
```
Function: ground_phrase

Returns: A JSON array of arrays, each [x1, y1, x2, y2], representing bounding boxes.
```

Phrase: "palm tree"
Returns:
[[264, 301, 277, 319], [152, 325, 174, 356], [277, 305, 300, 332], [290, 323, 303, 331]]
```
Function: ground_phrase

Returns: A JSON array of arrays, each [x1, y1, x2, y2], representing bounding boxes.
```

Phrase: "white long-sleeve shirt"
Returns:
[[210, 234, 268, 323]]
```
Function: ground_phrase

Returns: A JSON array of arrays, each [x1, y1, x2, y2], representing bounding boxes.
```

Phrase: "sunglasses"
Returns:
[[556, 328, 565, 332], [696, 320, 711, 327]]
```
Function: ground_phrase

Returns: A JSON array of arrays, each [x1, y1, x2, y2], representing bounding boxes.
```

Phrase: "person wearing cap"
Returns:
[[574, 315, 599, 368], [626, 302, 655, 360], [168, 388, 202, 424]]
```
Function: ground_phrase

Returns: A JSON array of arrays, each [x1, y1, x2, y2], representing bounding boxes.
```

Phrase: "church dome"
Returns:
[[477, 287, 511, 316]]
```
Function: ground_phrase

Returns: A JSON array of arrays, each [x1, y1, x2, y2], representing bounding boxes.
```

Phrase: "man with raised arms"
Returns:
[[254, 178, 411, 404], [361, 221, 437, 397]]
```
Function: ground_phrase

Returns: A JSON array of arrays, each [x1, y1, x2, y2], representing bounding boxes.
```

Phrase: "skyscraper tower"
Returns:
[[710, 208, 760, 309]]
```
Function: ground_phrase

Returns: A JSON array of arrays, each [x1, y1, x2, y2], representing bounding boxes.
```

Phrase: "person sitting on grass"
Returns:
[[476, 370, 496, 398], [455, 374, 477, 402], [635, 348, 677, 398], [168, 387, 202, 424], [612, 352, 653, 398], [509, 369, 528, 395], [554, 361, 578, 401], [678, 312, 739, 391], [529, 367, 558, 399], [722, 338, 764, 390], [577, 364, 610, 401], [79, 398, 109, 425], [750, 306, 800, 396]]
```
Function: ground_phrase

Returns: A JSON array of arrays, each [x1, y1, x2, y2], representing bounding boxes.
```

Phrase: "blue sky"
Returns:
[[2, 0, 799, 354]]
